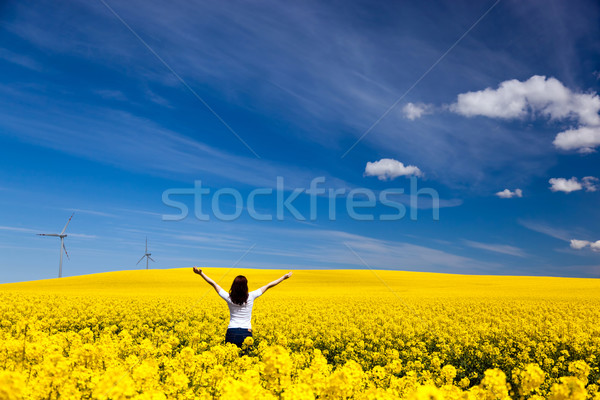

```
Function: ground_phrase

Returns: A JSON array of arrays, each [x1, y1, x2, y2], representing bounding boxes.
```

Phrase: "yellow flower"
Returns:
[[440, 365, 457, 384], [478, 368, 510, 400], [568, 360, 591, 384], [0, 371, 26, 400], [517, 363, 545, 394], [548, 376, 587, 400], [408, 385, 444, 400]]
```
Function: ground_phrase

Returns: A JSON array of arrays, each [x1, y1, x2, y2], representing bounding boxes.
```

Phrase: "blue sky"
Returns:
[[1, 0, 599, 283]]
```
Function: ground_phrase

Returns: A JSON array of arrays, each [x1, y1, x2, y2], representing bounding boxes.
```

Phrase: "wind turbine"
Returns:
[[137, 237, 154, 269], [38, 213, 74, 278]]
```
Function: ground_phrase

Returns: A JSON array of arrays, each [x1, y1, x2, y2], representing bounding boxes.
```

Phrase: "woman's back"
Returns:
[[218, 288, 262, 330], [193, 267, 292, 347]]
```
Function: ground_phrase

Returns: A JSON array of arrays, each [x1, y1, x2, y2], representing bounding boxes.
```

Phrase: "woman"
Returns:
[[193, 267, 292, 347]]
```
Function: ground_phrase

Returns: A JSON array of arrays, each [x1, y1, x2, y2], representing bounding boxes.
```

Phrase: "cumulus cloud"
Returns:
[[571, 239, 600, 252], [549, 176, 598, 193], [364, 158, 422, 180], [450, 75, 600, 153], [570, 239, 591, 250], [450, 75, 600, 123], [402, 102, 432, 120], [549, 177, 582, 193], [495, 188, 522, 198], [553, 125, 600, 153]]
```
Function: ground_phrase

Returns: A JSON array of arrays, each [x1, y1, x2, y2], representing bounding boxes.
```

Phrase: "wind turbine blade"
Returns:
[[148, 256, 155, 262], [38, 233, 60, 237], [60, 213, 74, 235], [62, 241, 70, 260], [145, 237, 148, 253], [136, 255, 145, 265]]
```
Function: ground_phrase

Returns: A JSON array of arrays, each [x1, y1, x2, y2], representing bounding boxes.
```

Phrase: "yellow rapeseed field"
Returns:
[[1, 268, 599, 399]]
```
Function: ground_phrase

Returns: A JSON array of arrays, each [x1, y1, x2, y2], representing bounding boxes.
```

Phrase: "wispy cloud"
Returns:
[[518, 220, 572, 242], [0, 225, 95, 239], [172, 233, 250, 250], [243, 228, 499, 273], [68, 233, 98, 239], [112, 207, 164, 217], [4, 0, 583, 193], [94, 89, 128, 101], [144, 88, 171, 107], [0, 89, 349, 190], [463, 240, 527, 258], [0, 47, 42, 71], [64, 208, 118, 218], [0, 225, 38, 234]]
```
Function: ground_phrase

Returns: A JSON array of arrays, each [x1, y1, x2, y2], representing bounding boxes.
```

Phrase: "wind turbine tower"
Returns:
[[137, 237, 154, 269], [38, 213, 74, 278]]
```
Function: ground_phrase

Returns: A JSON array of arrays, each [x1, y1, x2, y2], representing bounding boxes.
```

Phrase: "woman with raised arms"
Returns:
[[193, 267, 292, 347]]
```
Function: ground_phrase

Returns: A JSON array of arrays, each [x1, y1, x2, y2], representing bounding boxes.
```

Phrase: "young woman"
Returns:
[[193, 267, 292, 347]]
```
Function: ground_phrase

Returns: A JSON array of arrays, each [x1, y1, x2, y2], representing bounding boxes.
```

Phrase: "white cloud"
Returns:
[[451, 75, 600, 124], [549, 176, 598, 193], [364, 158, 422, 180], [450, 75, 600, 153], [570, 239, 590, 250], [582, 176, 599, 192], [553, 125, 600, 153], [549, 177, 582, 193], [495, 188, 522, 198], [570, 239, 600, 252], [402, 102, 432, 120]]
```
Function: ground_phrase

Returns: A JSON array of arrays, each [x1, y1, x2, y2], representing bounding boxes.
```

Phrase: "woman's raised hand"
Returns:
[[283, 271, 292, 280], [193, 266, 202, 275]]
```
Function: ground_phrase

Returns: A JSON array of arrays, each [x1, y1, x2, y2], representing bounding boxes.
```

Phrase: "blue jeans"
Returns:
[[225, 328, 252, 347]]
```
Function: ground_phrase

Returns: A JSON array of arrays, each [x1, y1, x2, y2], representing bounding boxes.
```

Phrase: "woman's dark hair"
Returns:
[[229, 275, 249, 305]]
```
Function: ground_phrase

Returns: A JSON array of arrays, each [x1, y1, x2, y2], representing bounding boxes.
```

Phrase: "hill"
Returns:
[[1, 267, 598, 299]]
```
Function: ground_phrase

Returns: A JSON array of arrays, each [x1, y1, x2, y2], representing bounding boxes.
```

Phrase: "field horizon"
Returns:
[[2, 267, 599, 298]]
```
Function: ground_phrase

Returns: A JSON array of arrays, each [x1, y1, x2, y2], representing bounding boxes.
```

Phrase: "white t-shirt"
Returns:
[[218, 288, 263, 330]]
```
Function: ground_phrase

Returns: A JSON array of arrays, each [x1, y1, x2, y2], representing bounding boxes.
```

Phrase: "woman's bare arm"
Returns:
[[259, 272, 292, 294], [193, 267, 223, 294]]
